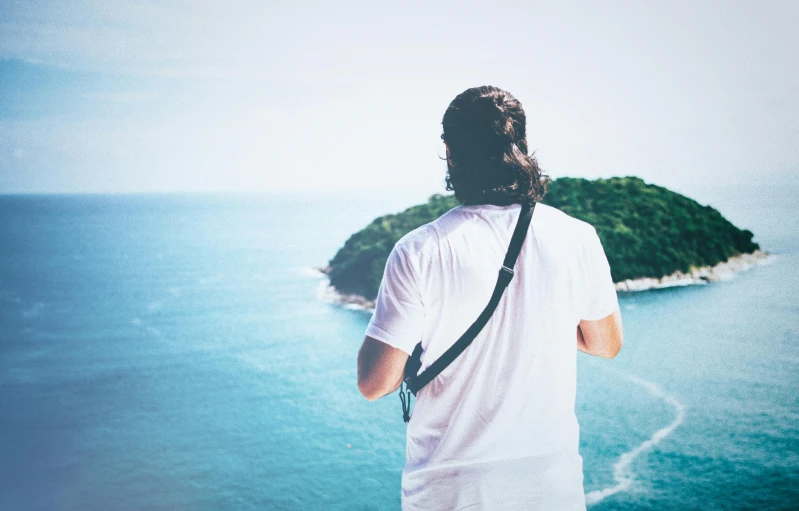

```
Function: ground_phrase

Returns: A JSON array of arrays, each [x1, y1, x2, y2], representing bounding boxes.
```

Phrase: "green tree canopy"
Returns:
[[326, 177, 759, 300]]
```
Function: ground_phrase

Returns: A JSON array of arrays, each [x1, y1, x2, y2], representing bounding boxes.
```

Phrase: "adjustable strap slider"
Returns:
[[399, 381, 412, 423], [498, 266, 515, 288]]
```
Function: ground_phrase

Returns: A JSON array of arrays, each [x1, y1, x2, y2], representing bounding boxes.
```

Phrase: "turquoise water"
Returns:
[[0, 187, 797, 510]]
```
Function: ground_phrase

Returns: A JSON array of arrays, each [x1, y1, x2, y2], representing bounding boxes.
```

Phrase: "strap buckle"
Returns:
[[498, 266, 515, 288], [399, 381, 412, 423]]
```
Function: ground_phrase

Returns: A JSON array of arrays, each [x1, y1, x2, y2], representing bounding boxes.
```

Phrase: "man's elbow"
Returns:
[[580, 309, 624, 359], [601, 335, 624, 359], [358, 373, 401, 401], [357, 378, 383, 401]]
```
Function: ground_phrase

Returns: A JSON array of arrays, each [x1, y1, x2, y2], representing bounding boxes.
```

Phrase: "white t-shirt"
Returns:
[[365, 202, 618, 511]]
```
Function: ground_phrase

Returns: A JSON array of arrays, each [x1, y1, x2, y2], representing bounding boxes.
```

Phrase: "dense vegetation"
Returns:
[[325, 177, 759, 300]]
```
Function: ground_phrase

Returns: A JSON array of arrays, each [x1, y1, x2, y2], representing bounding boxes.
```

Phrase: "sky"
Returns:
[[1, 0, 797, 196]]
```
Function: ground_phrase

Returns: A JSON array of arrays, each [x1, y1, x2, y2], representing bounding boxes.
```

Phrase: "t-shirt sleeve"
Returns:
[[364, 244, 425, 355], [581, 227, 619, 321]]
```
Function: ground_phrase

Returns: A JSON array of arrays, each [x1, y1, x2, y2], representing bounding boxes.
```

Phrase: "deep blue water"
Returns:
[[0, 186, 797, 510]]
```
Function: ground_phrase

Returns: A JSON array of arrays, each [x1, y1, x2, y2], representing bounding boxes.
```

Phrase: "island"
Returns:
[[321, 177, 767, 308]]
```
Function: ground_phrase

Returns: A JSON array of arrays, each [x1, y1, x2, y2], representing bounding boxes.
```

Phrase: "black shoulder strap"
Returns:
[[405, 201, 536, 399]]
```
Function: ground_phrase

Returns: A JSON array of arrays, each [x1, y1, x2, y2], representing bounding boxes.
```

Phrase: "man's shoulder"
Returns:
[[393, 202, 598, 256], [535, 203, 597, 238], [393, 206, 462, 256]]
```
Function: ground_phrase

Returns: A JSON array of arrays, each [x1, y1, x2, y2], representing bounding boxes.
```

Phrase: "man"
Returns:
[[357, 86, 623, 510]]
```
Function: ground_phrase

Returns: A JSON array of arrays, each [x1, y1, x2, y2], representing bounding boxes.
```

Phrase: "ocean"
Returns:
[[0, 184, 797, 510]]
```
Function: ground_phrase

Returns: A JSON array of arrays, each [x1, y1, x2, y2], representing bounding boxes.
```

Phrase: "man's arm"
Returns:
[[577, 307, 623, 358], [357, 336, 409, 401]]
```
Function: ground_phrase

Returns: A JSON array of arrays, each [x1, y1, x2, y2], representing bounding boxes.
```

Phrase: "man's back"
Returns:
[[365, 202, 619, 510]]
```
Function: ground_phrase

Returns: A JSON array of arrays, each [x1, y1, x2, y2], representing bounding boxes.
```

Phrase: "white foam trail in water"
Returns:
[[585, 374, 686, 506]]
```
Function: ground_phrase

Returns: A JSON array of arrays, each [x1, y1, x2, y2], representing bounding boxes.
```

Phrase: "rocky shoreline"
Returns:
[[613, 250, 771, 292], [315, 250, 772, 311]]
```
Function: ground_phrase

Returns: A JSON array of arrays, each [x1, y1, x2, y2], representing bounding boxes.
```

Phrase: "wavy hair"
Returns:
[[442, 85, 548, 205]]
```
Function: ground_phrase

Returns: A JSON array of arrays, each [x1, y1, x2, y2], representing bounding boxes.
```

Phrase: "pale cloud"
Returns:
[[0, 1, 337, 77], [81, 91, 155, 103], [1, 1, 798, 193]]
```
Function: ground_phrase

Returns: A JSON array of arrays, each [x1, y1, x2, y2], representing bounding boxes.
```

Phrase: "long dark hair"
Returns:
[[442, 85, 548, 205]]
